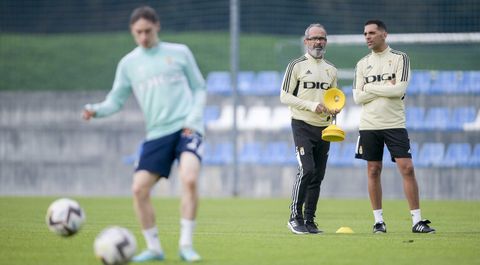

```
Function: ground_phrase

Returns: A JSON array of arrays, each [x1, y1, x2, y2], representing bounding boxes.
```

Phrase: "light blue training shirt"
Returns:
[[86, 41, 206, 140]]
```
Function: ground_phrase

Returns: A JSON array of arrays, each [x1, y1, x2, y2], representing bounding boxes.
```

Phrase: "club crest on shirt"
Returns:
[[166, 56, 174, 65]]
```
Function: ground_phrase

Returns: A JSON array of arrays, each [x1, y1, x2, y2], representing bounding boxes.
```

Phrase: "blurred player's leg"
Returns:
[[132, 170, 158, 229], [178, 152, 202, 262], [132, 170, 165, 262], [179, 152, 200, 220]]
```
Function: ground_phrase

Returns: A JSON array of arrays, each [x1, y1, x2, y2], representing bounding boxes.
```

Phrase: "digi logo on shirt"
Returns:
[[303, 81, 330, 90], [364, 73, 396, 84]]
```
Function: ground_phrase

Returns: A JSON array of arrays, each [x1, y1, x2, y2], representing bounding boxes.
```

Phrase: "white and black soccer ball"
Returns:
[[45, 198, 86, 236], [94, 226, 137, 265]]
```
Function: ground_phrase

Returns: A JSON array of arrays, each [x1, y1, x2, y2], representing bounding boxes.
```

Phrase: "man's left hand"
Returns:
[[182, 128, 194, 136]]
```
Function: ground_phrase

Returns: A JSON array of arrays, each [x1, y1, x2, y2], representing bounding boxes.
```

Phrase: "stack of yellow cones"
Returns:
[[321, 124, 345, 142], [321, 88, 346, 142]]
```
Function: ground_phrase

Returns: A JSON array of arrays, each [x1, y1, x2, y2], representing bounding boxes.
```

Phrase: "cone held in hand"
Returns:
[[322, 88, 346, 142]]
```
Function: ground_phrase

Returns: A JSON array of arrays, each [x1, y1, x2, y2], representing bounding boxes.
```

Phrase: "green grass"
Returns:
[[1, 32, 479, 90], [0, 197, 479, 265]]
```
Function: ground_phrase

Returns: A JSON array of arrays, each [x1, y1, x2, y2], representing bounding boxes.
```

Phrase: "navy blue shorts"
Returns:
[[355, 128, 412, 162], [136, 130, 203, 178]]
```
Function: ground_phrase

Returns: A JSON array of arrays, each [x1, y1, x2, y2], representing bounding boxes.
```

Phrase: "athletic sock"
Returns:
[[373, 209, 384, 224], [179, 218, 196, 248], [142, 226, 163, 253], [410, 209, 422, 226]]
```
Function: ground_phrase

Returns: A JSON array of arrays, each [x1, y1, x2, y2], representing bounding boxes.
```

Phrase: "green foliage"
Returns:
[[1, 32, 479, 90], [0, 197, 479, 265]]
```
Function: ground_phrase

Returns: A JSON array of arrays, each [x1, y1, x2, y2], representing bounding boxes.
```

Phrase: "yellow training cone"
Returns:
[[321, 88, 346, 142], [323, 88, 346, 111], [321, 124, 345, 142], [336, 227, 354, 234]]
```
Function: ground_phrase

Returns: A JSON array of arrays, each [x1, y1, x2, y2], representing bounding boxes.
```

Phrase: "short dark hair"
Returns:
[[130, 6, 159, 25], [365, 19, 387, 31]]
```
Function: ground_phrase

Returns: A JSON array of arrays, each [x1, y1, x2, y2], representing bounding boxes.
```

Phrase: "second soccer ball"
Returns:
[[94, 226, 137, 265]]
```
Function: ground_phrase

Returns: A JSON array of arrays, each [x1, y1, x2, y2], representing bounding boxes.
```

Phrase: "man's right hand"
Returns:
[[315, 103, 340, 115], [82, 109, 96, 120], [315, 103, 328, 113]]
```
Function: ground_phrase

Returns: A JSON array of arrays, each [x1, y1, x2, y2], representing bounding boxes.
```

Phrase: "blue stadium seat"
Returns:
[[327, 143, 342, 166], [261, 141, 296, 165], [443, 143, 471, 167], [204, 105, 220, 124], [416, 143, 445, 167], [237, 71, 256, 95], [461, 71, 480, 94], [422, 107, 450, 130], [406, 107, 425, 131], [239, 142, 263, 164], [206, 71, 231, 95], [447, 107, 476, 131], [410, 142, 419, 160], [207, 71, 259, 95], [382, 146, 395, 167], [336, 142, 362, 167], [430, 71, 460, 94], [202, 143, 215, 165], [203, 142, 233, 165], [259, 141, 275, 165], [253, 71, 281, 96], [469, 144, 480, 167], [408, 70, 431, 95], [341, 85, 353, 96]]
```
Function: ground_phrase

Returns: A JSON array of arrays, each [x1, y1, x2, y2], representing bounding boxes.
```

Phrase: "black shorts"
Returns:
[[355, 128, 412, 162], [136, 130, 203, 178]]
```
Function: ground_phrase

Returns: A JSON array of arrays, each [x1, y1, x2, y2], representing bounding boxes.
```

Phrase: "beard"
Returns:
[[308, 46, 326, 58]]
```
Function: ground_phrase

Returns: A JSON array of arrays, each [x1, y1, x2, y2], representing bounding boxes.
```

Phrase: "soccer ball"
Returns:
[[94, 226, 137, 265], [45, 198, 85, 236]]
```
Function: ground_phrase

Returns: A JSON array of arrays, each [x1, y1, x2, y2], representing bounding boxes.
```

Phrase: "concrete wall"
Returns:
[[1, 91, 479, 199]]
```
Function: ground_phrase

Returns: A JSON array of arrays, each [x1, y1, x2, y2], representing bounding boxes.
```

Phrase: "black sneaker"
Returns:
[[373, 221, 387, 233], [287, 218, 309, 234], [412, 219, 436, 233], [305, 221, 323, 234]]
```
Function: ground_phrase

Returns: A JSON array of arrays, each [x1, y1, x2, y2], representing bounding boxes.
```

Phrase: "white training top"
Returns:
[[353, 46, 410, 130], [280, 53, 338, 127]]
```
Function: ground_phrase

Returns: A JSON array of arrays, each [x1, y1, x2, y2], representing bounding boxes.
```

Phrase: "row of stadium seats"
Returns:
[[205, 105, 480, 131], [408, 70, 480, 95], [207, 71, 281, 96], [203, 141, 480, 168], [206, 70, 480, 96], [406, 106, 479, 131]]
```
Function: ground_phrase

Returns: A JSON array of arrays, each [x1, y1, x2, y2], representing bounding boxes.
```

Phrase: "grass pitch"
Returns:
[[0, 197, 479, 265]]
